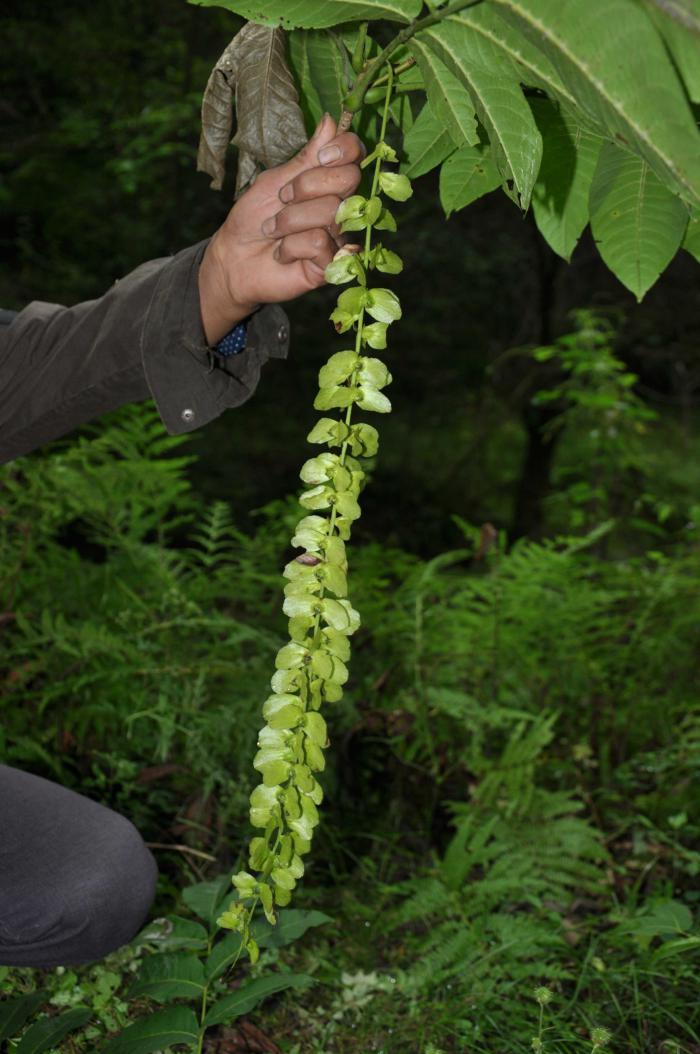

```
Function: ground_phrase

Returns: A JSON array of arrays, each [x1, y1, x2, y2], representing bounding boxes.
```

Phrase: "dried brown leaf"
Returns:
[[197, 22, 307, 197], [197, 38, 240, 191], [231, 23, 307, 197]]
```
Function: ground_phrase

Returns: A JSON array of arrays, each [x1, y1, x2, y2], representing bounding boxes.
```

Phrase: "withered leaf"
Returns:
[[197, 23, 308, 197], [197, 37, 240, 191], [232, 23, 308, 196]]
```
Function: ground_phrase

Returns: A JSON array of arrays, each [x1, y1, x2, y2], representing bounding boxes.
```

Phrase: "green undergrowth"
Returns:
[[1, 387, 700, 1050]]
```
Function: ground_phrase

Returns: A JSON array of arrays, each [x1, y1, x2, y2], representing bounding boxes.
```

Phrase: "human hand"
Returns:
[[198, 114, 365, 344]]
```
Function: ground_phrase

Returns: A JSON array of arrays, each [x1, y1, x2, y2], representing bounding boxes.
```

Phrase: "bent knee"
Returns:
[[0, 812, 157, 968], [79, 813, 158, 960]]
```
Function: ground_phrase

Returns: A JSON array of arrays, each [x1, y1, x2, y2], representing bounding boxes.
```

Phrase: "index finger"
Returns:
[[317, 132, 367, 168]]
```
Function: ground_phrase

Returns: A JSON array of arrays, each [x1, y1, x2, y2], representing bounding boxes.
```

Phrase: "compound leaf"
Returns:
[[413, 20, 542, 207], [490, 0, 700, 207], [409, 42, 479, 148], [451, 5, 577, 110]]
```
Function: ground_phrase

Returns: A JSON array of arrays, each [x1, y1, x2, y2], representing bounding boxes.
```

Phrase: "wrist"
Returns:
[[199, 232, 259, 345]]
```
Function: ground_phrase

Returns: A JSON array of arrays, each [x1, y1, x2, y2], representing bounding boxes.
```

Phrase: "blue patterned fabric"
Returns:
[[215, 320, 248, 357]]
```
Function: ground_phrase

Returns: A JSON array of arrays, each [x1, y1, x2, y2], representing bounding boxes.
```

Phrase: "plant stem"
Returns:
[[338, 0, 485, 130], [370, 56, 416, 88], [195, 934, 213, 1054], [338, 66, 394, 455]]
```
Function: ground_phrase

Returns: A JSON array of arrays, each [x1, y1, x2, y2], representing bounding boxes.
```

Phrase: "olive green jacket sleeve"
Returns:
[[0, 239, 290, 464]]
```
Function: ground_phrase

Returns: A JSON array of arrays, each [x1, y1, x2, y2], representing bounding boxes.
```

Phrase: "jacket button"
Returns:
[[181, 408, 195, 424], [277, 324, 288, 343]]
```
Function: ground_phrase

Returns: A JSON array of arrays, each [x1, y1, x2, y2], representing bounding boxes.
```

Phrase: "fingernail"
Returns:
[[279, 183, 294, 204], [319, 144, 341, 165], [262, 216, 277, 237]]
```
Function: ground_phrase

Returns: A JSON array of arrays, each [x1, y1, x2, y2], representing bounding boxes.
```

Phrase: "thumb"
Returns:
[[272, 113, 338, 185]]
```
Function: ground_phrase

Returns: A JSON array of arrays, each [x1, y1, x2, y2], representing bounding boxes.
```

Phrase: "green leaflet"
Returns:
[[530, 98, 603, 261], [0, 993, 48, 1044], [100, 1007, 199, 1054], [13, 1009, 91, 1054], [450, 6, 577, 110], [490, 0, 700, 207], [589, 141, 690, 300], [206, 931, 243, 981], [402, 103, 455, 179], [412, 20, 543, 208], [683, 208, 700, 263], [389, 92, 415, 137], [204, 973, 315, 1027], [128, 952, 206, 1003], [409, 41, 479, 149], [288, 30, 347, 132], [188, 0, 421, 28], [439, 144, 501, 217], [182, 876, 231, 927], [250, 909, 332, 950], [137, 915, 209, 952], [646, 4, 700, 103]]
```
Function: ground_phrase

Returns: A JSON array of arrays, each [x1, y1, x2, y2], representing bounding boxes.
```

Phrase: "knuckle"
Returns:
[[294, 170, 313, 197], [310, 229, 328, 252]]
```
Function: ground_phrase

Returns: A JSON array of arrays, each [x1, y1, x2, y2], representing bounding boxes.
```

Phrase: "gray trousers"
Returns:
[[0, 765, 157, 967]]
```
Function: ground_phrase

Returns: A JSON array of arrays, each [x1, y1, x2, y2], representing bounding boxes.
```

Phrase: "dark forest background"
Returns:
[[3, 0, 700, 547]]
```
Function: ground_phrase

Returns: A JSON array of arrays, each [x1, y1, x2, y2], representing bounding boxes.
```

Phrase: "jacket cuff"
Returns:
[[141, 239, 290, 435]]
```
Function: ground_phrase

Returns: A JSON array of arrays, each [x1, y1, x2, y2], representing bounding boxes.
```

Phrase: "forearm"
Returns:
[[0, 240, 289, 464]]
